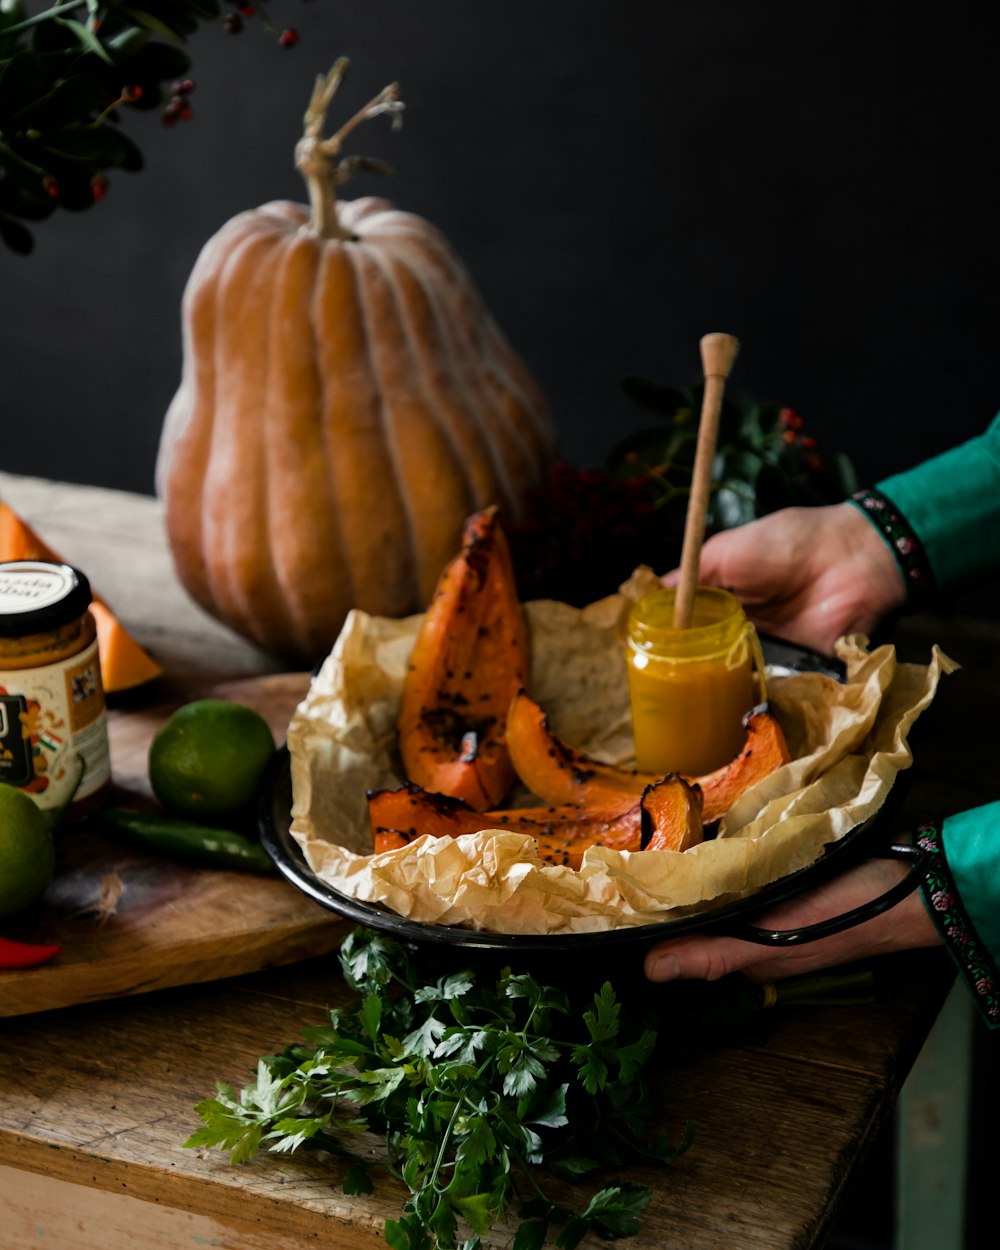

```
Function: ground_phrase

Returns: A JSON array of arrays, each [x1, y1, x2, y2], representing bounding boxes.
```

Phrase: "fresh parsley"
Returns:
[[186, 927, 694, 1250]]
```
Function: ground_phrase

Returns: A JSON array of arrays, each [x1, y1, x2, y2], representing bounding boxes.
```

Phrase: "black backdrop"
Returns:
[[2, 0, 999, 495]]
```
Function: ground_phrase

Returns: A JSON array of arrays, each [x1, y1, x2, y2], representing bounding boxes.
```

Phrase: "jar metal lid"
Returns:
[[0, 560, 93, 636]]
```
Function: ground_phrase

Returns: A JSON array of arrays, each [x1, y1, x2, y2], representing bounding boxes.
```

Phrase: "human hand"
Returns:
[[644, 857, 939, 985], [662, 501, 907, 655]]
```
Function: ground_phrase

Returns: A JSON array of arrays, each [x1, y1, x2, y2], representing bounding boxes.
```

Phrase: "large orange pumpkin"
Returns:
[[156, 61, 555, 662]]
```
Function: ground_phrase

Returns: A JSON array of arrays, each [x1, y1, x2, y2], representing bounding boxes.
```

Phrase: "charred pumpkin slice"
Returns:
[[397, 508, 528, 810], [368, 774, 702, 869], [369, 783, 638, 869], [640, 776, 705, 852], [506, 691, 791, 824]]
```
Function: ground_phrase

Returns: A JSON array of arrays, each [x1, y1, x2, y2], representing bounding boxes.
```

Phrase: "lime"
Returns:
[[0, 783, 56, 917], [148, 699, 276, 819]]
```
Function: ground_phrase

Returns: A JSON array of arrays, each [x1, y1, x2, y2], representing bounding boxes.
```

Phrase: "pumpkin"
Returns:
[[0, 501, 163, 693], [396, 507, 528, 809], [156, 60, 555, 662], [506, 690, 791, 824]]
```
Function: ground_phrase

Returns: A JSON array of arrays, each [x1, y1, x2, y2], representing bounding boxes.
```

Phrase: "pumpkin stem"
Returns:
[[295, 57, 404, 240]]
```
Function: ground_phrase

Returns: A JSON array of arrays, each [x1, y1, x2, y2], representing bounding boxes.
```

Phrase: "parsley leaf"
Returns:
[[187, 927, 695, 1250]]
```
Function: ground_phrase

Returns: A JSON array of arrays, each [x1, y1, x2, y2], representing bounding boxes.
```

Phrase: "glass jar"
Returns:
[[625, 586, 766, 777], [0, 560, 111, 820]]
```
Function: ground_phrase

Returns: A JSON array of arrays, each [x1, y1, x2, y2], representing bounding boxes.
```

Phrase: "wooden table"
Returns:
[[0, 471, 997, 1250]]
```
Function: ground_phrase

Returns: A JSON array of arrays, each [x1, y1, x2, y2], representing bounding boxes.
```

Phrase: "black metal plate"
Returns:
[[257, 636, 896, 953]]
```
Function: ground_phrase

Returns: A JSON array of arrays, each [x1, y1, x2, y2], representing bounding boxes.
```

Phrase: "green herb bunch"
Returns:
[[508, 379, 858, 606], [186, 928, 693, 1250], [0, 0, 297, 253]]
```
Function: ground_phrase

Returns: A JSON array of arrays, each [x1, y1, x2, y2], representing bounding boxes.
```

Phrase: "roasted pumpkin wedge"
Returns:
[[368, 773, 702, 869], [640, 776, 705, 852], [397, 507, 528, 810], [0, 500, 164, 693], [506, 690, 791, 824], [369, 782, 640, 868]]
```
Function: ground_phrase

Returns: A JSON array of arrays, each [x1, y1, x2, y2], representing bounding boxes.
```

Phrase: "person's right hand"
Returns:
[[663, 501, 907, 655]]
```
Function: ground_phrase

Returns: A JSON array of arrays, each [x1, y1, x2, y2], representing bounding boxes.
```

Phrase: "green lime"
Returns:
[[148, 699, 276, 819], [0, 783, 56, 917]]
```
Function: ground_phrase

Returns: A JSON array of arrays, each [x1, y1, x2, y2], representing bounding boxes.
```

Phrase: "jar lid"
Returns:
[[0, 560, 93, 636]]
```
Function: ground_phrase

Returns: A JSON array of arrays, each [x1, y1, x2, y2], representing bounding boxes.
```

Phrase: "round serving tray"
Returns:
[[258, 635, 922, 953]]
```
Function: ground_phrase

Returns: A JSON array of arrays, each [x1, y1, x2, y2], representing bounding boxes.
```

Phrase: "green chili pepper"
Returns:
[[98, 808, 276, 874]]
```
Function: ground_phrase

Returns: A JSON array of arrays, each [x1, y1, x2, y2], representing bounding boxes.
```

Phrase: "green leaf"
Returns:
[[452, 1193, 496, 1236], [18, 72, 106, 127], [414, 970, 475, 1004], [360, 992, 382, 1044], [402, 1015, 446, 1058], [340, 928, 403, 991], [546, 1154, 602, 1179], [613, 1030, 658, 1084], [36, 122, 133, 165], [572, 1047, 608, 1096], [583, 983, 620, 1044], [512, 1218, 549, 1250], [116, 6, 188, 42], [580, 1182, 653, 1238], [0, 49, 46, 122], [342, 1162, 373, 1195], [454, 1115, 496, 1169], [523, 1083, 568, 1129], [53, 16, 112, 62]]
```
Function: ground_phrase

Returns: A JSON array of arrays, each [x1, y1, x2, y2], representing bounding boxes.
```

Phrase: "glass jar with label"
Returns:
[[0, 560, 111, 821], [625, 585, 766, 777]]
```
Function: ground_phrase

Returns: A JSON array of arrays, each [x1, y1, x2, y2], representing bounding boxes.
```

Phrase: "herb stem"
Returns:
[[5, 1, 86, 35]]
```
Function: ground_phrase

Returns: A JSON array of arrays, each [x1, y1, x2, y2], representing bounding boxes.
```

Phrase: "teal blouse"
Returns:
[[852, 412, 1000, 1027]]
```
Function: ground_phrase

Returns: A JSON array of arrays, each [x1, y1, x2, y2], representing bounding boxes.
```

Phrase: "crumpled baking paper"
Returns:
[[286, 569, 957, 935]]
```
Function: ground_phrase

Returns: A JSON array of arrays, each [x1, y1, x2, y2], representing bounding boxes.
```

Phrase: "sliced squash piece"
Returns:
[[639, 775, 704, 852], [506, 690, 791, 824], [0, 501, 163, 693], [397, 507, 528, 810], [368, 782, 643, 869], [506, 687, 657, 813], [695, 709, 791, 822]]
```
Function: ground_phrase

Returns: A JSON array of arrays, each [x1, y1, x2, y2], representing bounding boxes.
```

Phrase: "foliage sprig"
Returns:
[[186, 928, 693, 1250], [0, 0, 297, 253]]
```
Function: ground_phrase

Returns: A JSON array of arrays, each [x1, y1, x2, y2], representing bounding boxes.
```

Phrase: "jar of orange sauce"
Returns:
[[625, 586, 766, 777], [0, 560, 111, 821]]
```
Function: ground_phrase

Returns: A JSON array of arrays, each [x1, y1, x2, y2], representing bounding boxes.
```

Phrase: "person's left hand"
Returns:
[[644, 857, 940, 984]]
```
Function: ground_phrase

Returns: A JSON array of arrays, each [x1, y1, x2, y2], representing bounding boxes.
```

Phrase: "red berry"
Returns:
[[778, 407, 804, 431], [90, 174, 109, 201], [43, 174, 59, 198], [278, 27, 299, 47]]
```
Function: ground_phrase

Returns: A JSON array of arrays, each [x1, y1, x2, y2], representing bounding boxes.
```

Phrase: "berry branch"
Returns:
[[0, 0, 301, 254]]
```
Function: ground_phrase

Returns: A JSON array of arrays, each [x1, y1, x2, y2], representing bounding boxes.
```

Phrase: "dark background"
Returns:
[[2, 0, 999, 496], [3, 8, 998, 1246]]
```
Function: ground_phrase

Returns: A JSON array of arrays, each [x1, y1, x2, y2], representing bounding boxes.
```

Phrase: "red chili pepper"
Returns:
[[0, 936, 61, 969]]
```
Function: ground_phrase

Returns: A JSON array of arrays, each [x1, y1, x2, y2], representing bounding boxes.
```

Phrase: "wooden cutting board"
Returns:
[[0, 672, 351, 1018]]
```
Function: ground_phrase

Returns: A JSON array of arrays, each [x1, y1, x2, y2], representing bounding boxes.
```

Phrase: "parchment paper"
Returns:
[[287, 570, 957, 934]]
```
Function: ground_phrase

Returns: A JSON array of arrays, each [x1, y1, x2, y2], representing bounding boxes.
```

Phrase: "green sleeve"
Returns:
[[918, 803, 1000, 1028], [876, 412, 1000, 593]]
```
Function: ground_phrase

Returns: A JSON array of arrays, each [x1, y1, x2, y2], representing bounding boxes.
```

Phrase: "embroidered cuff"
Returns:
[[917, 821, 1000, 1029], [850, 488, 937, 608]]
